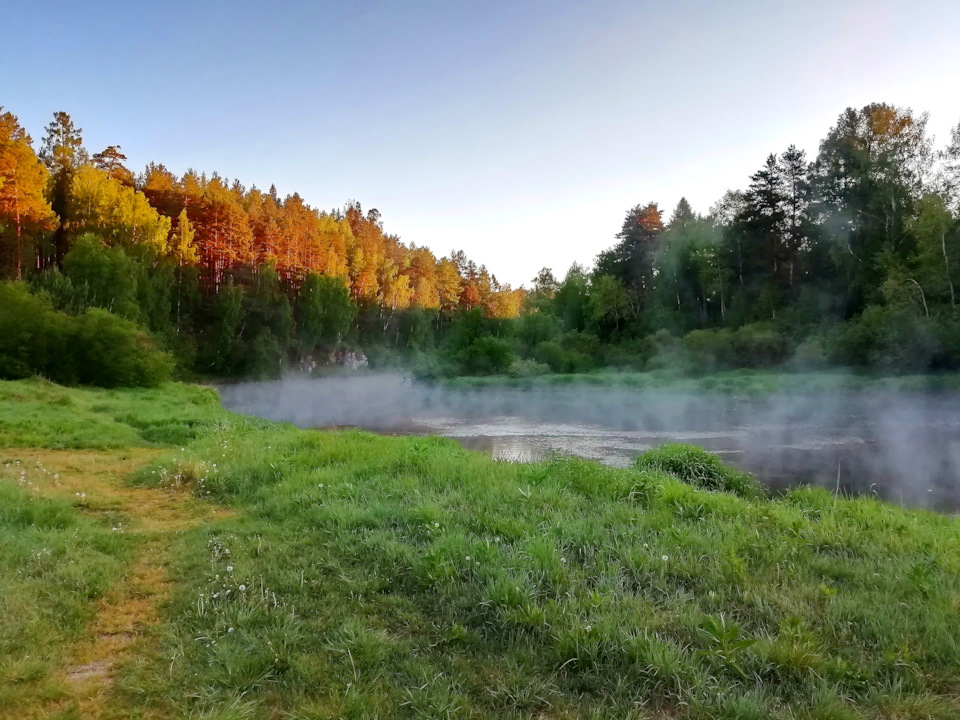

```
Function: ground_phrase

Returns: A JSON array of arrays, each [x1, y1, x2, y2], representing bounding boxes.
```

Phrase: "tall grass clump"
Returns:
[[635, 442, 763, 498]]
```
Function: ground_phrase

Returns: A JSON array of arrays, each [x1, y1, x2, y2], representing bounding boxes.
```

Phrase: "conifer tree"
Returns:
[[0, 109, 57, 278]]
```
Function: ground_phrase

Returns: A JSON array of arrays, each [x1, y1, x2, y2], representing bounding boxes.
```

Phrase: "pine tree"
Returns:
[[0, 110, 58, 279], [40, 111, 87, 266]]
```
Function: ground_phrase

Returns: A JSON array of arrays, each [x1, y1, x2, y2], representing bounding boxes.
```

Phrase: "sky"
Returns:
[[3, 0, 960, 287]]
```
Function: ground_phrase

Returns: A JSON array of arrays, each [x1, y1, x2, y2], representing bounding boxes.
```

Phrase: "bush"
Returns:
[[635, 443, 762, 498], [507, 358, 550, 377], [730, 323, 789, 368], [533, 340, 593, 373], [601, 336, 655, 370], [789, 334, 828, 370], [455, 336, 516, 375], [683, 329, 735, 371], [515, 311, 561, 349], [826, 306, 937, 372], [0, 282, 174, 387]]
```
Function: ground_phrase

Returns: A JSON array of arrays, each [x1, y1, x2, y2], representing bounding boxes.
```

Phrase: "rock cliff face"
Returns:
[[296, 348, 369, 374], [331, 348, 369, 370]]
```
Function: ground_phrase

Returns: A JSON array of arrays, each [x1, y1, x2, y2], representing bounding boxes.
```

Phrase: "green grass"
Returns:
[[2, 378, 960, 718], [438, 368, 960, 395], [0, 466, 133, 710], [0, 377, 234, 448]]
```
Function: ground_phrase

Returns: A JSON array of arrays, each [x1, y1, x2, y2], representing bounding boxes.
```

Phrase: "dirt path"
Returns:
[[0, 448, 228, 720]]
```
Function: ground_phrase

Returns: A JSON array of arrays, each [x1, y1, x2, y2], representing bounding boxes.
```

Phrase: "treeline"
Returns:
[[480, 102, 960, 376], [5, 102, 960, 384], [0, 108, 523, 381]]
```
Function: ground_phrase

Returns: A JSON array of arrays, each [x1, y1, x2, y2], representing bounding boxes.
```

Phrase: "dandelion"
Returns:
[[661, 555, 669, 562], [227, 627, 234, 633], [226, 566, 233, 572], [318, 483, 323, 488], [465, 556, 471, 561], [239, 584, 246, 591]]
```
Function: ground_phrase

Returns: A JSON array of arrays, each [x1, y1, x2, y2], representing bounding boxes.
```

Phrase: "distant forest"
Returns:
[[2, 102, 960, 382]]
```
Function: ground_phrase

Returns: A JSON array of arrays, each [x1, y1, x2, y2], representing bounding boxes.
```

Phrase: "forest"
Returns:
[[2, 102, 960, 383]]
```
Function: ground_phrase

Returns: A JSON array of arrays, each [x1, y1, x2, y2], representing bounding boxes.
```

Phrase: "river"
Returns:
[[217, 374, 960, 512]]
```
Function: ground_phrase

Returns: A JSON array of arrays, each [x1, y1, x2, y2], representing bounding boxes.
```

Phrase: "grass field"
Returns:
[[1, 378, 959, 719]]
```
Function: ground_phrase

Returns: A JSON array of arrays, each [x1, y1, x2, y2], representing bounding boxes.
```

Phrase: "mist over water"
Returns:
[[217, 374, 960, 512]]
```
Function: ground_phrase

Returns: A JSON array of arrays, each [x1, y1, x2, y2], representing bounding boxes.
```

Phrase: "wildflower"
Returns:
[[226, 566, 233, 572], [239, 584, 246, 591], [465, 556, 471, 561], [227, 627, 234, 633], [661, 555, 669, 561]]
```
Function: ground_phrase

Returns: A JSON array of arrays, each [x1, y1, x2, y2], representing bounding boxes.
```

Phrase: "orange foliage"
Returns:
[[134, 174, 518, 316]]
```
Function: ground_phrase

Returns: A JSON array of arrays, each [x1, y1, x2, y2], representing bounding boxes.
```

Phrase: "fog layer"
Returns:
[[217, 374, 960, 511]]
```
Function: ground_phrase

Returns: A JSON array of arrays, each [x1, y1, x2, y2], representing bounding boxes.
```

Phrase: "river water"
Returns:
[[217, 374, 960, 512]]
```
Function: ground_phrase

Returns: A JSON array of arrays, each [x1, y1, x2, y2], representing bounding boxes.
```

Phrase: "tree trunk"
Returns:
[[14, 198, 22, 281], [909, 279, 929, 318], [941, 231, 955, 307]]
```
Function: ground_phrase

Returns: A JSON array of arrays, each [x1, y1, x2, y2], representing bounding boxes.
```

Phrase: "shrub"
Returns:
[[826, 306, 937, 372], [790, 334, 828, 370], [455, 336, 516, 375], [683, 329, 735, 371], [635, 443, 762, 498], [66, 309, 174, 387], [0, 282, 174, 388], [730, 323, 789, 367], [533, 340, 592, 373], [507, 358, 550, 377]]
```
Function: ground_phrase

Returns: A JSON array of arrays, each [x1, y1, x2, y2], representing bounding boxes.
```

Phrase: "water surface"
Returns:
[[217, 374, 960, 511]]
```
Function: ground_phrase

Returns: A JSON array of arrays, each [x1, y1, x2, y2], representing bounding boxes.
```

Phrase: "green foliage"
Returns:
[[72, 308, 175, 387], [533, 339, 593, 373], [0, 282, 173, 387], [454, 335, 515, 375], [826, 305, 938, 371], [635, 443, 763, 498], [514, 310, 560, 348], [62, 233, 140, 319], [295, 272, 355, 352]]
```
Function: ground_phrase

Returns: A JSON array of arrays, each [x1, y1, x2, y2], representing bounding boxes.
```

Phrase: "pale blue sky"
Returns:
[[3, 0, 959, 286]]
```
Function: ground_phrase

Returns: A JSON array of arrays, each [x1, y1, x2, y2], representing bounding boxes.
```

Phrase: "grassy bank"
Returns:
[[1, 379, 959, 718], [436, 368, 960, 395]]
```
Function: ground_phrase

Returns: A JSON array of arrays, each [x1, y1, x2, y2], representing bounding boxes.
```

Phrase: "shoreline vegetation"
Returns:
[[430, 367, 960, 394], [2, 378, 958, 719]]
